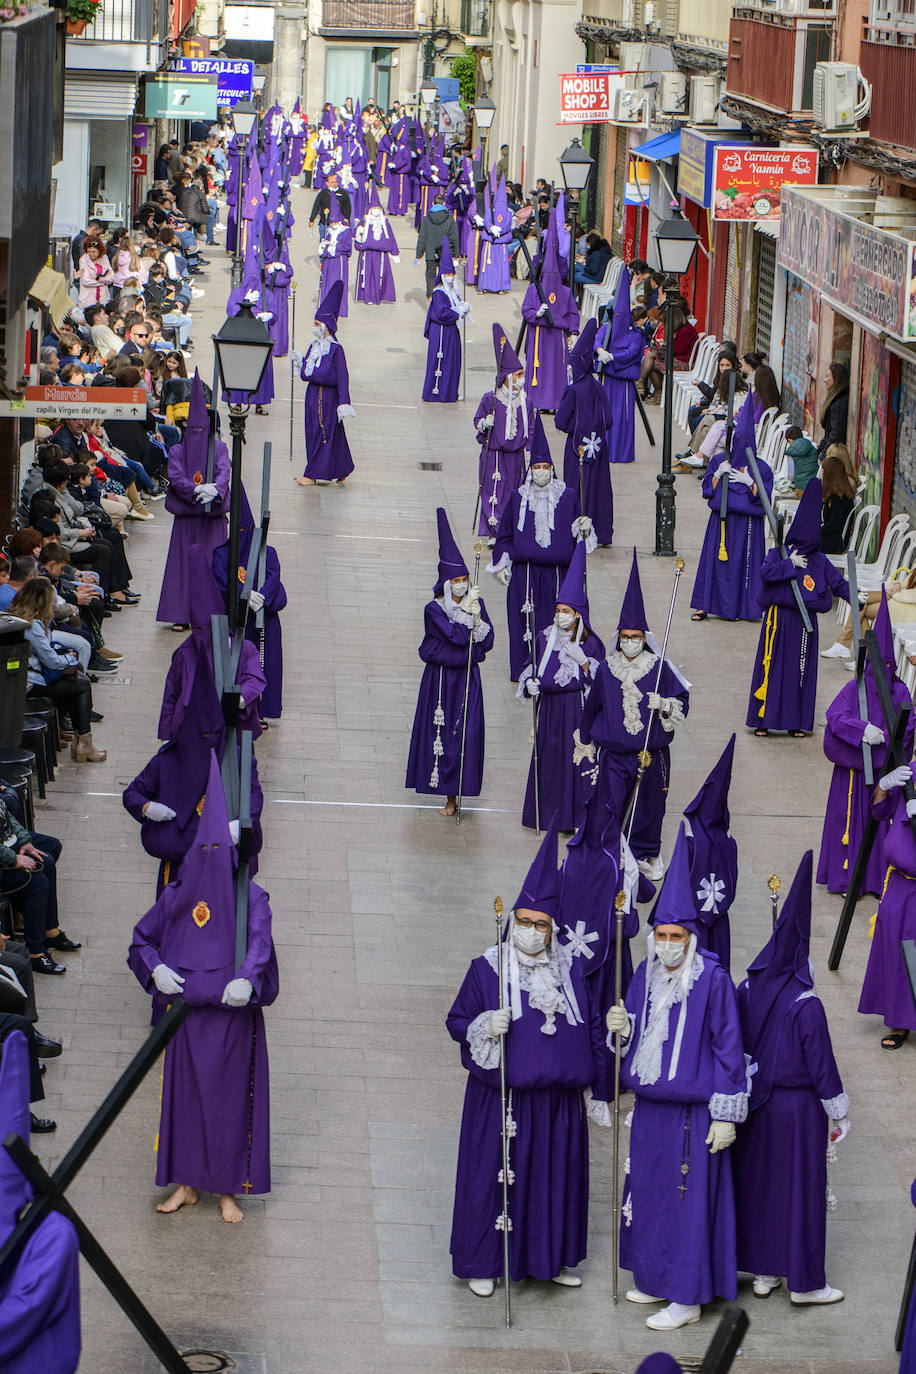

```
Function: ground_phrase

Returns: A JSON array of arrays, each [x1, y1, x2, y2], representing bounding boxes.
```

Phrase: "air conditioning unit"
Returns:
[[619, 41, 647, 74], [689, 74, 721, 123], [615, 88, 645, 122], [660, 70, 687, 114], [812, 61, 858, 129]]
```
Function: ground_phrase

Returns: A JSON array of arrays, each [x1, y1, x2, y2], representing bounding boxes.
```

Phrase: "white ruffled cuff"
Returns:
[[660, 699, 685, 734], [572, 518, 598, 554], [584, 1087, 612, 1128], [821, 1091, 849, 1120], [486, 552, 511, 574], [337, 404, 356, 421], [606, 1012, 635, 1056], [453, 608, 475, 628], [472, 618, 490, 643], [467, 1011, 501, 1069], [709, 1091, 749, 1124], [516, 665, 533, 700]]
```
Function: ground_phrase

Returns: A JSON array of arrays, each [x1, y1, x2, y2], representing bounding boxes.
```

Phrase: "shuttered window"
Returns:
[[723, 225, 739, 342], [755, 233, 776, 358], [64, 72, 138, 118]]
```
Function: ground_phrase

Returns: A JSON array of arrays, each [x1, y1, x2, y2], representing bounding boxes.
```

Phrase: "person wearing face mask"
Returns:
[[447, 820, 611, 1298], [555, 319, 614, 546], [291, 282, 355, 487], [421, 239, 469, 404], [521, 216, 579, 412], [732, 850, 848, 1307], [473, 326, 532, 538], [317, 191, 353, 320], [606, 824, 747, 1331], [487, 413, 594, 682], [593, 267, 646, 467], [576, 550, 690, 882], [406, 509, 494, 817], [746, 479, 849, 738], [517, 543, 605, 831]]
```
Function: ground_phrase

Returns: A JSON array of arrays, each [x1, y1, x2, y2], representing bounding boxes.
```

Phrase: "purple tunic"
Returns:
[[406, 598, 494, 797], [474, 391, 529, 536], [213, 542, 287, 720], [521, 627, 605, 831], [354, 229, 397, 305], [555, 377, 614, 546], [446, 950, 610, 1280], [156, 439, 230, 625], [817, 676, 914, 896], [319, 224, 352, 319], [692, 456, 773, 621], [595, 319, 644, 465], [263, 257, 292, 357], [618, 954, 746, 1306], [422, 288, 462, 404], [746, 552, 849, 733], [859, 778, 916, 1029], [159, 633, 267, 745], [299, 339, 355, 482], [477, 232, 511, 294], [522, 285, 579, 411], [685, 818, 737, 974], [386, 146, 411, 215], [492, 484, 580, 681]]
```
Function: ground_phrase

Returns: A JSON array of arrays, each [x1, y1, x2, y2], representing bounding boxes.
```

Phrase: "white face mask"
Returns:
[[441, 274, 455, 286], [619, 636, 644, 659], [450, 580, 469, 599], [312, 325, 324, 340], [514, 925, 548, 956], [555, 611, 576, 631], [655, 939, 687, 969], [531, 468, 552, 487]]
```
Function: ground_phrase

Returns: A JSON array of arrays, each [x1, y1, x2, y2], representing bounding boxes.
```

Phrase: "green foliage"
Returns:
[[450, 48, 477, 110], [66, 0, 102, 20]]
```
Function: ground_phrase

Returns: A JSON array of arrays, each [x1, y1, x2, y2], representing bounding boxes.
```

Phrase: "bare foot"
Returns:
[[439, 796, 457, 817], [219, 1193, 244, 1223], [294, 476, 317, 487], [156, 1184, 198, 1214]]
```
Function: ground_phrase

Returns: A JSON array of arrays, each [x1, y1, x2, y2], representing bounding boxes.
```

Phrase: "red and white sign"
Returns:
[[0, 386, 148, 420], [559, 72, 614, 125], [712, 145, 818, 221], [131, 152, 148, 174]]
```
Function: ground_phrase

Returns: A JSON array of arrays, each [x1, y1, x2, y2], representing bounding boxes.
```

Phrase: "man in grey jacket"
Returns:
[[415, 193, 460, 299]]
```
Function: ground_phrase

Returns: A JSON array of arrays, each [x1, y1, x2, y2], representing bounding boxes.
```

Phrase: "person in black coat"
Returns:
[[819, 455, 856, 555], [817, 360, 849, 460]]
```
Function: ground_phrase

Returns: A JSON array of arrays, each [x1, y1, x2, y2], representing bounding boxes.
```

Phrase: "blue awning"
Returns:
[[631, 130, 681, 162]]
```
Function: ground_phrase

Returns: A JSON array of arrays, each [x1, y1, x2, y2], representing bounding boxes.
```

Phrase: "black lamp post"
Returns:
[[652, 206, 699, 557], [559, 137, 594, 292], [212, 303, 275, 631], [420, 79, 438, 137], [230, 101, 258, 290], [473, 93, 496, 177]]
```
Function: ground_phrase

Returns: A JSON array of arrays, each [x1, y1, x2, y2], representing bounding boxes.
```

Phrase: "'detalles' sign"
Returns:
[[559, 72, 613, 124]]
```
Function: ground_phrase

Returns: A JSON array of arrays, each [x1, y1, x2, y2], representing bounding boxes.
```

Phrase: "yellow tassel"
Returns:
[[718, 519, 728, 562], [532, 325, 540, 387], [870, 864, 896, 938], [841, 769, 854, 867], [754, 605, 778, 717]]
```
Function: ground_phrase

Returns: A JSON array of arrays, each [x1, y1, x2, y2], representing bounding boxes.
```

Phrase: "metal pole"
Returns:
[[610, 887, 626, 1303], [527, 578, 540, 835], [494, 895, 512, 1327], [289, 281, 297, 463], [227, 408, 247, 633], [655, 288, 677, 556], [568, 195, 578, 292], [231, 140, 247, 290], [456, 541, 485, 825]]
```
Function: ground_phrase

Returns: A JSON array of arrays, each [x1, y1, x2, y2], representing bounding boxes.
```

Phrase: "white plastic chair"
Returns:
[[855, 514, 912, 590], [582, 257, 624, 322], [755, 406, 777, 452]]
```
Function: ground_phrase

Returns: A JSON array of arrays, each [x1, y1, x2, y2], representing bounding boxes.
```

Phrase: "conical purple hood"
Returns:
[[556, 540, 589, 620], [243, 150, 264, 220], [569, 318, 597, 381], [527, 411, 554, 470], [513, 813, 561, 919], [635, 1357, 683, 1374], [433, 506, 467, 595], [0, 1031, 31, 1228], [648, 822, 699, 934], [610, 267, 636, 351], [167, 751, 238, 972], [617, 547, 648, 633], [316, 279, 343, 335], [187, 544, 226, 629], [682, 736, 738, 935], [785, 477, 823, 554], [172, 640, 226, 827], [553, 192, 570, 261], [437, 236, 455, 280], [732, 386, 756, 464], [178, 371, 210, 476], [539, 215, 564, 290], [490, 175, 510, 236], [328, 189, 347, 224], [492, 321, 523, 381], [684, 734, 735, 831]]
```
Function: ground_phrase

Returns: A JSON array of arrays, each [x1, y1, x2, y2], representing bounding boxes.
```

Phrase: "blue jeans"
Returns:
[[117, 456, 156, 492], [687, 402, 706, 434], [157, 423, 181, 450], [163, 310, 191, 346], [205, 199, 219, 245], [574, 264, 601, 285]]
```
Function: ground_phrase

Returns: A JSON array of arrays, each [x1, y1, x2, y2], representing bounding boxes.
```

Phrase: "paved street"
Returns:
[[28, 189, 914, 1374]]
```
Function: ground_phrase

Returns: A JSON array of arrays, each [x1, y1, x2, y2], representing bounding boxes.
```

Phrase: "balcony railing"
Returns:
[[73, 0, 169, 44], [321, 0, 417, 31], [860, 21, 916, 148], [726, 8, 832, 113], [460, 0, 489, 36]]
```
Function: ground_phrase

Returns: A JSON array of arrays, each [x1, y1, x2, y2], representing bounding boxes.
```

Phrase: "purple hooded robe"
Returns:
[[594, 268, 645, 465], [354, 182, 398, 305], [555, 320, 614, 546], [300, 281, 355, 482], [859, 763, 916, 1030], [318, 193, 352, 319], [474, 324, 529, 535], [476, 176, 512, 294], [422, 239, 463, 404], [522, 219, 579, 411]]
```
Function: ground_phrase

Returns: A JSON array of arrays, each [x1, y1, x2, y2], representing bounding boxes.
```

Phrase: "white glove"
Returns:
[[706, 1121, 736, 1153], [228, 819, 241, 845], [477, 414, 495, 432], [858, 587, 869, 605], [152, 964, 185, 997], [714, 461, 732, 480], [606, 1002, 629, 1036], [572, 728, 596, 766], [830, 1116, 850, 1144], [255, 311, 274, 323], [247, 589, 265, 614], [578, 515, 593, 536], [647, 692, 674, 713], [143, 802, 176, 823], [457, 301, 471, 318], [291, 349, 303, 368], [862, 723, 885, 746], [194, 482, 219, 503], [907, 797, 916, 820], [238, 695, 245, 710], [267, 262, 282, 273], [790, 551, 808, 568], [473, 214, 485, 228], [596, 348, 613, 364], [880, 764, 913, 792], [732, 468, 755, 487], [525, 677, 540, 697], [486, 1008, 511, 1038], [536, 302, 548, 317], [565, 640, 588, 667], [461, 588, 481, 616], [493, 565, 511, 588], [221, 977, 253, 1008]]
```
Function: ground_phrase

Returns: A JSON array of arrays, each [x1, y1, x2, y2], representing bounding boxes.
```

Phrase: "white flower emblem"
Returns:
[[563, 920, 600, 960], [697, 873, 726, 913], [580, 431, 602, 461]]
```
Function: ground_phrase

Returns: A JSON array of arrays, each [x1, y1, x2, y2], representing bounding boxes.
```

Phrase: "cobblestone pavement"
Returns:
[[30, 190, 913, 1374]]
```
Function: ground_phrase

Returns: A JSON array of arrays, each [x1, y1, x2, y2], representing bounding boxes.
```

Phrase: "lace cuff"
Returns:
[[337, 404, 356, 421], [821, 1091, 849, 1120], [472, 619, 490, 643], [516, 666, 533, 701], [660, 699, 685, 734], [453, 608, 475, 628], [572, 518, 598, 554], [606, 1012, 634, 1056], [467, 1011, 501, 1070], [709, 1091, 748, 1124], [584, 1087, 612, 1127], [486, 552, 511, 574]]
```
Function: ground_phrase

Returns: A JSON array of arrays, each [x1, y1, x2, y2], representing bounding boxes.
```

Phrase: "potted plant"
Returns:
[[65, 0, 101, 35]]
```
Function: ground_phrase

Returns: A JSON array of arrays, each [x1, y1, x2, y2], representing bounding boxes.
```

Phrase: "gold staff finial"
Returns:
[[291, 279, 298, 290], [494, 896, 503, 917], [474, 539, 486, 556], [767, 874, 782, 896], [615, 890, 626, 911], [674, 556, 685, 573]]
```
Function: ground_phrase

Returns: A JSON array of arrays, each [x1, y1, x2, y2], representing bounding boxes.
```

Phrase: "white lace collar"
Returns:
[[607, 649, 657, 735], [303, 335, 333, 377], [517, 476, 564, 548], [484, 941, 579, 1036], [632, 935, 704, 1086]]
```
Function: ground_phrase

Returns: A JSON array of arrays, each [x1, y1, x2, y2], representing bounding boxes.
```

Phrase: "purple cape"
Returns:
[[522, 625, 605, 831], [299, 338, 354, 481], [555, 376, 615, 545], [422, 287, 462, 403]]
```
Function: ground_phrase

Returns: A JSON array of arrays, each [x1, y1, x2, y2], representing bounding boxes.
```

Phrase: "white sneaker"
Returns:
[[646, 1301, 702, 1330], [790, 1285, 844, 1305], [637, 856, 665, 882], [551, 1269, 582, 1287], [468, 1278, 494, 1297], [843, 659, 857, 672], [681, 453, 705, 468], [821, 642, 851, 659], [190, 287, 206, 298], [626, 1287, 663, 1304], [753, 1275, 782, 1297]]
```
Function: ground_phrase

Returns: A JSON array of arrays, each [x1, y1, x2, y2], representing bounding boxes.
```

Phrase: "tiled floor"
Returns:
[[28, 189, 912, 1373]]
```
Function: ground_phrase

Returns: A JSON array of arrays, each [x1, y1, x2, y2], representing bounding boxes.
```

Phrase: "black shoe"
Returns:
[[47, 930, 81, 952], [89, 656, 117, 673], [31, 952, 65, 975], [196, 256, 212, 265], [89, 710, 103, 723], [121, 590, 141, 603], [33, 1032, 63, 1058], [39, 1062, 45, 1076], [103, 599, 122, 612], [30, 1112, 56, 1133]]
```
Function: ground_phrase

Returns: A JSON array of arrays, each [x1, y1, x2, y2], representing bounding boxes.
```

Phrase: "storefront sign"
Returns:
[[576, 63, 615, 73], [182, 36, 211, 58], [712, 146, 817, 221], [0, 386, 148, 420], [780, 186, 914, 340], [678, 128, 742, 209], [145, 74, 219, 120], [166, 57, 252, 106], [131, 153, 147, 174], [559, 72, 613, 124], [132, 125, 148, 150]]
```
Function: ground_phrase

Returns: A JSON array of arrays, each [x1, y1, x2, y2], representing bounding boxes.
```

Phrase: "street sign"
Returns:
[[559, 71, 614, 124], [0, 386, 149, 420], [131, 153, 148, 174], [576, 63, 615, 73], [166, 56, 253, 106], [144, 74, 219, 120]]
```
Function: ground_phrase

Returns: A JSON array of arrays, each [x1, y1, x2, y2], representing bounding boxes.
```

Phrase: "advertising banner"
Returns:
[[712, 145, 817, 221], [166, 57, 253, 106], [145, 75, 219, 120], [559, 72, 614, 124]]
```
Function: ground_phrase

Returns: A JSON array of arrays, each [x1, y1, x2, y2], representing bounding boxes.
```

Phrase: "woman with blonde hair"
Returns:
[[112, 235, 148, 291]]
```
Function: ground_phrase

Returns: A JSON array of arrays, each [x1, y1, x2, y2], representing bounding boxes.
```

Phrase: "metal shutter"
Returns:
[[892, 359, 916, 522], [611, 123, 628, 257], [755, 232, 776, 357], [723, 225, 739, 342], [64, 72, 138, 118]]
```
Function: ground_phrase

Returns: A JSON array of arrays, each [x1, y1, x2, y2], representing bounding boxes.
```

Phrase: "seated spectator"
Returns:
[[119, 313, 152, 356], [38, 541, 120, 673], [59, 363, 85, 388], [639, 290, 698, 401], [631, 304, 655, 347], [683, 352, 744, 442], [784, 428, 820, 494], [825, 440, 856, 486], [675, 368, 749, 472], [820, 454, 856, 555], [40, 347, 59, 378], [573, 232, 611, 287], [825, 569, 916, 660], [40, 459, 115, 599], [84, 304, 125, 362], [751, 363, 781, 424], [94, 363, 169, 488]]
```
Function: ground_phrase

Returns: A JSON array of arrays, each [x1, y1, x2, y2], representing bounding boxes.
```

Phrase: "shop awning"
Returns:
[[28, 267, 71, 329], [631, 130, 681, 162]]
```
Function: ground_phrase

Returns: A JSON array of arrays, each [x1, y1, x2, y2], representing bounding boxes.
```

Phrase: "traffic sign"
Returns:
[[0, 386, 149, 420]]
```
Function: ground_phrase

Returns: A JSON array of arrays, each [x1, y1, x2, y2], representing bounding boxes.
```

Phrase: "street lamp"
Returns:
[[559, 137, 594, 291], [230, 101, 258, 289], [473, 93, 496, 175], [212, 303, 275, 631], [651, 206, 699, 558], [252, 71, 267, 109], [419, 79, 438, 137]]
